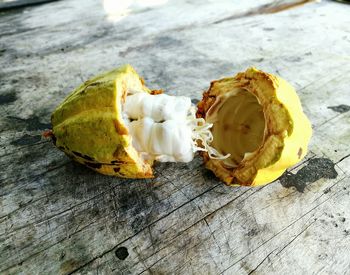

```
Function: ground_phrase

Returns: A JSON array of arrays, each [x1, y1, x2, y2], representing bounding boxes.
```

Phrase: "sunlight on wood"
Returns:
[[103, 0, 168, 22]]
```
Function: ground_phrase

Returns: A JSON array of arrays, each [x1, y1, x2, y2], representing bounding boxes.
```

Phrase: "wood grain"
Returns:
[[1, 0, 350, 274]]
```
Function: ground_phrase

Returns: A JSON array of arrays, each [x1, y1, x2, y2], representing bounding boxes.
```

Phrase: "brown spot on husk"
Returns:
[[114, 119, 129, 135], [72, 151, 94, 161], [84, 162, 102, 169], [111, 160, 127, 164], [42, 129, 54, 138], [298, 147, 303, 158], [151, 89, 163, 95], [140, 77, 146, 85]]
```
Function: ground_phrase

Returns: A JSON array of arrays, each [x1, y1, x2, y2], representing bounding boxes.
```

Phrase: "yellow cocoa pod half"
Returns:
[[51, 65, 154, 178], [196, 67, 312, 186]]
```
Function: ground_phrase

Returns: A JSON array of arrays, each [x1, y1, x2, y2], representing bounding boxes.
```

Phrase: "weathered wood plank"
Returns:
[[1, 0, 350, 274]]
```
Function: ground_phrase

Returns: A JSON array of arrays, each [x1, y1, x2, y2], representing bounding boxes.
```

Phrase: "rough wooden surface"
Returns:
[[1, 0, 350, 274]]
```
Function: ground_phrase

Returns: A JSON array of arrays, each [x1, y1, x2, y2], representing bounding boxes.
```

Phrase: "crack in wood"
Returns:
[[214, 0, 316, 24], [0, 236, 67, 273], [65, 184, 219, 274], [247, 247, 279, 275], [0, 140, 51, 159], [0, 179, 103, 237], [1, 165, 216, 271], [95, 187, 262, 274], [336, 153, 350, 164], [275, 218, 317, 257], [78, 184, 261, 273], [136, 253, 168, 275], [6, 184, 262, 274], [0, 187, 65, 220], [1, 160, 70, 189], [220, 176, 347, 274], [248, 217, 317, 274]]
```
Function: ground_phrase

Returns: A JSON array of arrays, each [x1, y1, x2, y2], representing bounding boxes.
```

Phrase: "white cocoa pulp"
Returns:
[[123, 92, 229, 163], [125, 93, 192, 122]]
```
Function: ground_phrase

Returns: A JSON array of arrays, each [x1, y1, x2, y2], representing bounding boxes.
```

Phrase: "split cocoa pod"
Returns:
[[49, 65, 312, 186]]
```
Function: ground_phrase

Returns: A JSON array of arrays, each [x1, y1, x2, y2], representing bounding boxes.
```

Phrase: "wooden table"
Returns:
[[1, 0, 350, 274]]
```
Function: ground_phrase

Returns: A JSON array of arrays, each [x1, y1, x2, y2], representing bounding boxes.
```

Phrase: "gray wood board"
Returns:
[[1, 0, 350, 274]]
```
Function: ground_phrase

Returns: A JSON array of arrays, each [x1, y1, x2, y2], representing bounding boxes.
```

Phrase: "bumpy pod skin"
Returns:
[[51, 65, 154, 178], [197, 67, 312, 186]]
